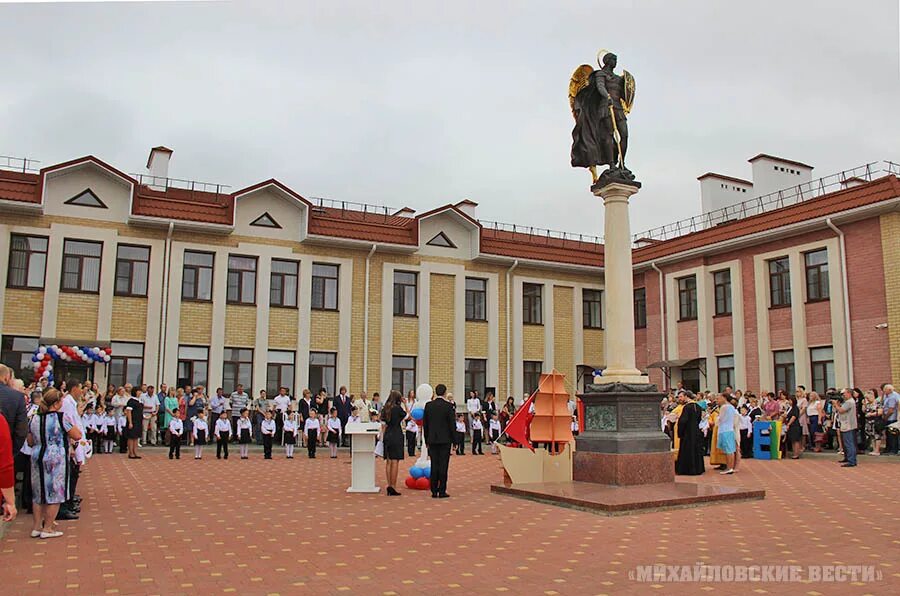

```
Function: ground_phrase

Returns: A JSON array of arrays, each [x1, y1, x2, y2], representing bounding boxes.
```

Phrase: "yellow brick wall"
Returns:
[[882, 213, 900, 380], [522, 323, 544, 361], [3, 289, 43, 335], [429, 273, 455, 391], [392, 316, 418, 355], [465, 321, 488, 358], [56, 293, 99, 340], [224, 305, 257, 347], [309, 309, 340, 352], [553, 285, 575, 383], [110, 296, 148, 340], [179, 301, 213, 344], [583, 328, 605, 369], [268, 308, 299, 349]]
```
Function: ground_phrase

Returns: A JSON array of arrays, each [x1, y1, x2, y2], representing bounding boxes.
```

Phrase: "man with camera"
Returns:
[[882, 384, 899, 455], [833, 389, 858, 467]]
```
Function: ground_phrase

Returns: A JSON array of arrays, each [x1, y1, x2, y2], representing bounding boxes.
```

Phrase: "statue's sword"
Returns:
[[609, 104, 624, 169]]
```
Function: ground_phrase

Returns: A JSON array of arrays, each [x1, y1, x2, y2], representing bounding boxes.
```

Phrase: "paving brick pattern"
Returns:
[[1, 450, 898, 595]]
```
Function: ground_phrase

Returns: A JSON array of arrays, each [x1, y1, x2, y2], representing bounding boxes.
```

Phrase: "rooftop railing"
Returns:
[[0, 155, 40, 173], [131, 172, 231, 203], [479, 219, 603, 245], [307, 196, 402, 220], [633, 160, 900, 244]]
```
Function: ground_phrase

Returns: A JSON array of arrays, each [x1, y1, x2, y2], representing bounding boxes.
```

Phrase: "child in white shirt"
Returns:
[[471, 413, 484, 455], [738, 406, 753, 458], [192, 412, 209, 460], [214, 411, 231, 460], [102, 410, 117, 453], [326, 408, 342, 458], [489, 413, 502, 454], [168, 416, 183, 459], [261, 410, 276, 459], [304, 410, 321, 459], [405, 416, 419, 457], [236, 408, 253, 459], [454, 414, 466, 456], [283, 415, 298, 459]]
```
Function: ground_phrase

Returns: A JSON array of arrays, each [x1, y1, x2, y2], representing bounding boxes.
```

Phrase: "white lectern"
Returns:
[[346, 422, 381, 493]]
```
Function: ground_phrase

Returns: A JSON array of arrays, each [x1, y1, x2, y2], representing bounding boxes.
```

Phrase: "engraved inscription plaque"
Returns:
[[619, 404, 659, 431], [585, 404, 617, 431]]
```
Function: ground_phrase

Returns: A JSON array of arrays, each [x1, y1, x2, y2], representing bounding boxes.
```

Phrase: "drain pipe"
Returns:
[[826, 218, 854, 385], [362, 244, 377, 390], [650, 261, 667, 388], [157, 221, 174, 386], [505, 259, 519, 399]]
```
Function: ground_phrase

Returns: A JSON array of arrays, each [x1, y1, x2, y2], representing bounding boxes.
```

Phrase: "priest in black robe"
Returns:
[[675, 393, 705, 475]]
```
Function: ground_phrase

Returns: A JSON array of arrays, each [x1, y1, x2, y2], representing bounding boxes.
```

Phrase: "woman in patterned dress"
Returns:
[[27, 389, 82, 538]]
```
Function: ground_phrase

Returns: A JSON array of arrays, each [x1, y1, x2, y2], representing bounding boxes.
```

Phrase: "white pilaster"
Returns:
[[254, 254, 272, 393], [40, 231, 64, 337], [95, 235, 118, 342], [296, 259, 313, 394], [0, 226, 8, 348], [826, 240, 849, 386], [730, 261, 747, 390], [163, 244, 185, 386], [788, 252, 809, 389], [337, 258, 353, 389], [141, 237, 166, 385], [208, 247, 229, 389], [485, 272, 501, 393]]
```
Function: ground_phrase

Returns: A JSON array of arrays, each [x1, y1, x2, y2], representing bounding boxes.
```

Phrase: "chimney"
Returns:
[[146, 146, 173, 190], [454, 198, 478, 218]]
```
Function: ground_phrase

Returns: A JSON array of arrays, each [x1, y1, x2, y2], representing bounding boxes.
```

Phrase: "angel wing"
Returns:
[[568, 64, 594, 118], [621, 69, 636, 115]]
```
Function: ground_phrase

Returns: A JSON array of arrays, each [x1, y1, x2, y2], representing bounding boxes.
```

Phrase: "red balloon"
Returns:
[[405, 476, 417, 489], [415, 477, 430, 490], [415, 419, 423, 426]]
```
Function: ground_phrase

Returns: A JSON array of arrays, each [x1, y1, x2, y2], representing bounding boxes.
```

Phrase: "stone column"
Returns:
[[594, 182, 647, 383]]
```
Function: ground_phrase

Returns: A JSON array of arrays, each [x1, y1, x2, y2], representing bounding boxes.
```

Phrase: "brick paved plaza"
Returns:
[[2, 450, 898, 595]]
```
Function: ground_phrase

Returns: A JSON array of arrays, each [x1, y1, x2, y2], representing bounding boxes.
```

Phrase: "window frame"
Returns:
[[713, 269, 732, 316], [804, 249, 830, 303], [222, 347, 254, 394], [0, 336, 40, 381], [716, 355, 735, 393], [114, 244, 151, 298], [226, 254, 258, 305], [392, 270, 418, 317], [311, 263, 340, 311], [177, 345, 209, 389], [308, 351, 337, 396], [768, 257, 792, 308], [270, 258, 299, 309], [582, 289, 604, 329], [7, 234, 48, 290], [677, 275, 698, 321], [60, 239, 103, 294], [266, 350, 296, 397], [810, 346, 835, 395], [773, 350, 796, 393], [465, 277, 487, 322], [634, 287, 647, 329], [182, 250, 215, 302], [523, 361, 543, 395], [108, 342, 145, 389], [522, 283, 543, 325], [464, 358, 487, 398], [391, 355, 417, 397]]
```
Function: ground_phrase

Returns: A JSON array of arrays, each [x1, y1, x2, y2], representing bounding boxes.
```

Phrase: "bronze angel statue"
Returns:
[[569, 50, 637, 187]]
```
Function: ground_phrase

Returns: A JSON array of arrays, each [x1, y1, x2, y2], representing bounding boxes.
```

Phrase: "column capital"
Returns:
[[593, 181, 641, 202]]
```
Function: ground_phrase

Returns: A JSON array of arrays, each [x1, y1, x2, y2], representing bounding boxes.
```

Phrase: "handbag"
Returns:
[[813, 431, 826, 444], [374, 439, 384, 458]]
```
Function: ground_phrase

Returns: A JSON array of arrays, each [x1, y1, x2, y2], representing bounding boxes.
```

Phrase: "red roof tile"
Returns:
[[132, 185, 233, 225], [307, 207, 417, 245], [0, 170, 40, 203], [480, 228, 605, 267]]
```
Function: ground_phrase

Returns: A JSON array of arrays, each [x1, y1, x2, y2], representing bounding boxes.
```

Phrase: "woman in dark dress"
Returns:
[[785, 396, 802, 459], [381, 390, 406, 496], [675, 395, 705, 475], [125, 394, 144, 459]]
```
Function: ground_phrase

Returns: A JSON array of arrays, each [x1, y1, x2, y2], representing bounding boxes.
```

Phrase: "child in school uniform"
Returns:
[[489, 412, 501, 454], [116, 411, 127, 451], [169, 415, 183, 459], [454, 414, 466, 455], [82, 405, 98, 455], [738, 406, 753, 458], [305, 409, 321, 458], [192, 411, 209, 460], [214, 411, 231, 459], [571, 415, 580, 437], [261, 410, 276, 459], [346, 406, 361, 449], [283, 412, 298, 459], [102, 407, 117, 453], [405, 415, 419, 457], [236, 408, 253, 459], [326, 407, 342, 458], [471, 413, 484, 455]]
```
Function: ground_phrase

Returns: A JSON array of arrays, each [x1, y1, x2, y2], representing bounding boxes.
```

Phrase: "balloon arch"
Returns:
[[31, 344, 113, 385]]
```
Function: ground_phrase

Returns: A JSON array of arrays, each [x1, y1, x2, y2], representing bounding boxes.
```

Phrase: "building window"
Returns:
[[114, 245, 150, 297], [583, 289, 603, 329], [681, 367, 701, 394], [177, 345, 209, 389], [523, 283, 543, 325], [226, 255, 257, 305], [311, 263, 339, 310], [391, 356, 416, 396], [223, 348, 253, 394], [108, 342, 144, 389], [769, 257, 791, 307], [0, 336, 39, 381], [678, 276, 698, 321], [713, 270, 732, 315], [773, 350, 795, 393], [634, 287, 647, 329], [270, 259, 299, 308], [61, 239, 102, 293], [266, 350, 295, 397], [810, 346, 835, 395], [7, 234, 48, 289], [308, 351, 336, 396], [805, 249, 829, 302], [717, 355, 735, 392], [465, 359, 487, 398], [393, 271, 418, 316], [465, 278, 487, 321], [182, 251, 214, 301], [523, 361, 542, 395]]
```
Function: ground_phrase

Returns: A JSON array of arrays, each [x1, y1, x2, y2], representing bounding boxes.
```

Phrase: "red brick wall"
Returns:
[[677, 319, 699, 359], [805, 300, 833, 347], [713, 315, 733, 355], [768, 306, 793, 349]]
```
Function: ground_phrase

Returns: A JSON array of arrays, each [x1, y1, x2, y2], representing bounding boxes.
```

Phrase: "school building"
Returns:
[[1, 148, 898, 401]]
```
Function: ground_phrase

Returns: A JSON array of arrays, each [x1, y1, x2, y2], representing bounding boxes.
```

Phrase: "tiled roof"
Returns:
[[0, 170, 40, 203], [633, 175, 900, 264], [307, 206, 416, 245], [481, 228, 605, 267], [132, 185, 233, 225]]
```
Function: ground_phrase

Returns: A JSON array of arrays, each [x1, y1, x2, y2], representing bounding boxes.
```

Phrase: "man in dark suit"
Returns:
[[423, 383, 456, 498], [0, 364, 27, 453], [334, 386, 353, 447]]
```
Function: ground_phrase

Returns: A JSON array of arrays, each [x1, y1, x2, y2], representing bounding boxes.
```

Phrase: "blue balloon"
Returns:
[[31, 355, 40, 363], [409, 466, 423, 479], [411, 407, 425, 421], [423, 466, 431, 479]]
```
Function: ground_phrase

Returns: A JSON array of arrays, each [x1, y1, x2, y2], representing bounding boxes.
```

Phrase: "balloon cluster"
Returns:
[[31, 345, 113, 384], [404, 464, 432, 490], [411, 407, 424, 425]]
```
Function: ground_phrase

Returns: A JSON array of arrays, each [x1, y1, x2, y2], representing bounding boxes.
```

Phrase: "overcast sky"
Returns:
[[1, 1, 898, 236]]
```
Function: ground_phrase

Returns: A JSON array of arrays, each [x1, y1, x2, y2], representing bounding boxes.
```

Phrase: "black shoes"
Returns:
[[438, 493, 450, 499], [386, 486, 401, 496]]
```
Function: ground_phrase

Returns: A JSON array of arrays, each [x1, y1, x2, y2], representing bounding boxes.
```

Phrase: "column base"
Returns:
[[594, 373, 649, 384], [573, 451, 675, 486]]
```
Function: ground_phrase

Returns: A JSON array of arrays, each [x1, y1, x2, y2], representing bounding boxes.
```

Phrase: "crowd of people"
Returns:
[[666, 383, 900, 475]]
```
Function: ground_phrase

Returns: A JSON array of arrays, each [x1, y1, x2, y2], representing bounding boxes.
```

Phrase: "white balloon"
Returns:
[[38, 346, 47, 354], [98, 350, 106, 358], [92, 347, 100, 354], [42, 370, 50, 378], [103, 355, 111, 362], [416, 383, 434, 402]]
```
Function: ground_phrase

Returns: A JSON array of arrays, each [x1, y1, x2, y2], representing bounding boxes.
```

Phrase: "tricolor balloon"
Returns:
[[30, 344, 113, 384]]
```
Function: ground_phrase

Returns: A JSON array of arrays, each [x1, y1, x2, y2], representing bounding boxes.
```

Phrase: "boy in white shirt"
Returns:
[[214, 411, 231, 460], [454, 414, 466, 456], [405, 416, 419, 457], [471, 413, 484, 455], [261, 411, 276, 460], [168, 416, 184, 459], [304, 410, 321, 459], [489, 413, 502, 454]]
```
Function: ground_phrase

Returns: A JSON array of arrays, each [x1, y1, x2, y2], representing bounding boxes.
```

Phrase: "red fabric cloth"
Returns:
[[0, 415, 14, 489], [503, 394, 535, 451]]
